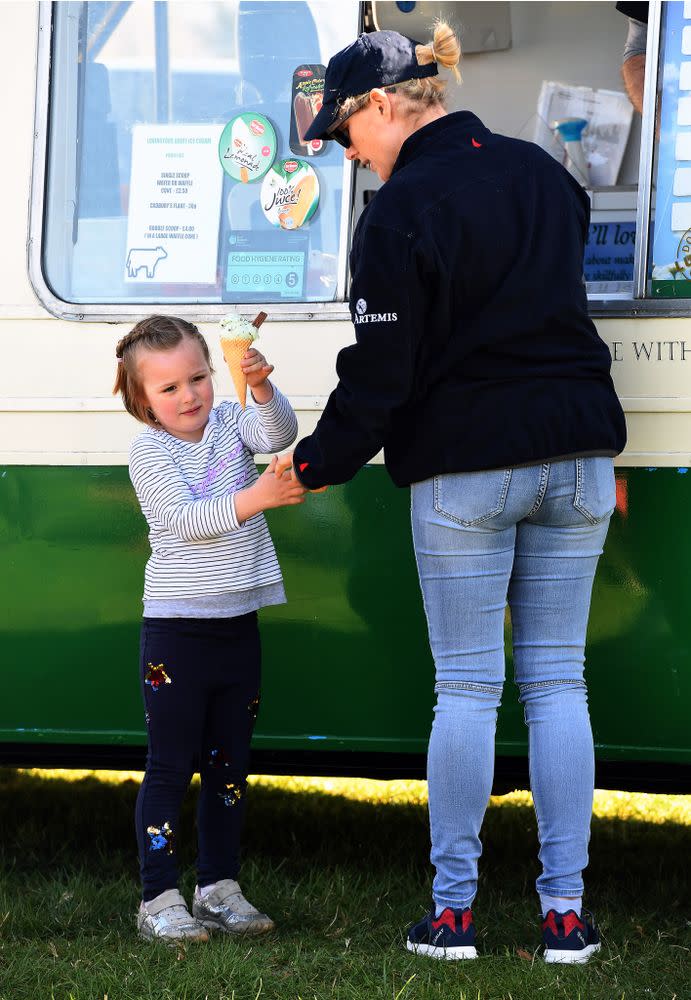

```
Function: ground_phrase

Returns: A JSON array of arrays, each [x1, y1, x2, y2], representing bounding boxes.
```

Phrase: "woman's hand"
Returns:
[[275, 451, 329, 493], [234, 455, 306, 522]]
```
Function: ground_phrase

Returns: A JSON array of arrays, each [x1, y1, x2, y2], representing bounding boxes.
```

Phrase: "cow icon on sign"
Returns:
[[126, 246, 168, 279]]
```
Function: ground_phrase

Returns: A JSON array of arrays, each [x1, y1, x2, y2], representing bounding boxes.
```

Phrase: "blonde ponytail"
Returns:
[[391, 19, 462, 111], [416, 20, 462, 83]]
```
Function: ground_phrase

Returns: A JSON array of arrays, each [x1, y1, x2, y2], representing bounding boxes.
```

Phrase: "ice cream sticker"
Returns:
[[261, 159, 319, 230], [290, 64, 326, 157], [218, 113, 277, 183]]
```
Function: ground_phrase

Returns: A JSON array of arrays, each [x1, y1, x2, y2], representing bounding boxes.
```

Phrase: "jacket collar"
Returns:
[[391, 110, 488, 177]]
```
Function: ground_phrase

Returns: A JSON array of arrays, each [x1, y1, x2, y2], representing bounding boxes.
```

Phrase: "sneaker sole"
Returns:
[[137, 925, 210, 944], [544, 942, 601, 964], [407, 941, 477, 960], [198, 917, 275, 937]]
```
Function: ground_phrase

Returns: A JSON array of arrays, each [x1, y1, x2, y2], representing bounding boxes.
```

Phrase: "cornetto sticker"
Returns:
[[261, 159, 319, 230], [290, 64, 326, 157], [218, 113, 276, 183]]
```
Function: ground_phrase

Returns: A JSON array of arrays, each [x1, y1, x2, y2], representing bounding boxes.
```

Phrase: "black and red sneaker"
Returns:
[[542, 909, 601, 964], [406, 906, 477, 960]]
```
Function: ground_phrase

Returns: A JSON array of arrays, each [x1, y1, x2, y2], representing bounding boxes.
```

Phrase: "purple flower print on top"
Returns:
[[190, 442, 248, 500]]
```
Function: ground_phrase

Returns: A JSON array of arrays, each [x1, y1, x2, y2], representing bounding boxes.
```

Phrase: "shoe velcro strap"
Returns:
[[211, 879, 241, 895], [146, 888, 188, 916], [207, 879, 257, 913]]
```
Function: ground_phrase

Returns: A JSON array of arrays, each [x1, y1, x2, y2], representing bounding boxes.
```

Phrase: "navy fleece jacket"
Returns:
[[294, 111, 626, 489]]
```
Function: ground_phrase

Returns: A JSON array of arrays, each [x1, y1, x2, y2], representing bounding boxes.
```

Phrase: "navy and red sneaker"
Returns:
[[406, 906, 477, 960], [542, 909, 601, 964]]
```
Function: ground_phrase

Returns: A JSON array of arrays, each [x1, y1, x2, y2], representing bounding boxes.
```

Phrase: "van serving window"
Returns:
[[649, 0, 691, 298], [32, 1, 358, 319], [356, 1, 671, 317]]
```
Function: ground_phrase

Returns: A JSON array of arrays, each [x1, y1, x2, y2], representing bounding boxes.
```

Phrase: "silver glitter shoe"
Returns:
[[192, 879, 275, 936], [137, 888, 210, 943]]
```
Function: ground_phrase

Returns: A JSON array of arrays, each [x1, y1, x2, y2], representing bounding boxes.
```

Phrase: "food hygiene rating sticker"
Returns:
[[218, 113, 277, 183], [261, 159, 319, 230]]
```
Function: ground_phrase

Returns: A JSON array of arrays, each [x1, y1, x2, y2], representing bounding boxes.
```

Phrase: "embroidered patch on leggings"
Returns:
[[145, 663, 171, 692], [218, 782, 244, 807], [147, 821, 175, 854]]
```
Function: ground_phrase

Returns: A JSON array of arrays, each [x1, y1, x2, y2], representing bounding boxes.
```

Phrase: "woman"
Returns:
[[288, 23, 626, 963]]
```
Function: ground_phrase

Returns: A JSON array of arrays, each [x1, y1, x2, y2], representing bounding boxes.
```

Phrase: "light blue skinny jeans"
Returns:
[[411, 457, 616, 910]]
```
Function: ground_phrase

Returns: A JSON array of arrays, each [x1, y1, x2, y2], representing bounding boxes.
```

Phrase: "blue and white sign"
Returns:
[[223, 230, 307, 302]]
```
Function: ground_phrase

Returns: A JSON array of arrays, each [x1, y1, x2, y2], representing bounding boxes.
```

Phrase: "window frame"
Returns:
[[30, 0, 686, 322], [28, 0, 356, 322]]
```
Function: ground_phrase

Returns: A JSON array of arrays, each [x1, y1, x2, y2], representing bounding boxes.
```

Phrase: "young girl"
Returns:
[[113, 314, 304, 943]]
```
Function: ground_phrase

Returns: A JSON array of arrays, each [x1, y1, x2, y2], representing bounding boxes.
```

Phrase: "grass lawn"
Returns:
[[0, 769, 689, 1000]]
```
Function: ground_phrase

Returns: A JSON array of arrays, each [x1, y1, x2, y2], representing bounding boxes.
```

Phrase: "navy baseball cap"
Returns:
[[304, 30, 438, 142]]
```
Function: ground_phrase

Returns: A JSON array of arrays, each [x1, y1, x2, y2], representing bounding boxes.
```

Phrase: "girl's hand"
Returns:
[[234, 456, 306, 522], [274, 452, 295, 479], [242, 348, 274, 388], [252, 456, 307, 510]]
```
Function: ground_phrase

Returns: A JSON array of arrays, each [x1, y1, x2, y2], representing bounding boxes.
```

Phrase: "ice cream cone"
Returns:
[[219, 311, 267, 409], [220, 336, 250, 408]]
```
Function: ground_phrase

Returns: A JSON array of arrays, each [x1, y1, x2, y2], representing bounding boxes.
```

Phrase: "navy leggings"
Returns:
[[135, 614, 261, 901]]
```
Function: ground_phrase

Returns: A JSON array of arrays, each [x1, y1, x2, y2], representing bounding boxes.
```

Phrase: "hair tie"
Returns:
[[116, 356, 124, 364], [430, 42, 437, 62]]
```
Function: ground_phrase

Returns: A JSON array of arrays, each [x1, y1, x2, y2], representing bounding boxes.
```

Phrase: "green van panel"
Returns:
[[1, 465, 690, 765]]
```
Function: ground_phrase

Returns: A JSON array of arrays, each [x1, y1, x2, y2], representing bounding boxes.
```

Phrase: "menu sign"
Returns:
[[124, 124, 224, 285]]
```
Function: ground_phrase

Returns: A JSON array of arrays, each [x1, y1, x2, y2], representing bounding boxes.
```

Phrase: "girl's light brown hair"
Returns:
[[339, 20, 462, 119], [113, 315, 214, 426]]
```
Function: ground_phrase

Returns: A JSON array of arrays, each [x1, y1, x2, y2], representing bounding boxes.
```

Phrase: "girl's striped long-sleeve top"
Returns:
[[129, 387, 298, 618]]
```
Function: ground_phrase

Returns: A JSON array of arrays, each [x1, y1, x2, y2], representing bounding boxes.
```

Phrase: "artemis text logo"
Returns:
[[352, 303, 399, 324]]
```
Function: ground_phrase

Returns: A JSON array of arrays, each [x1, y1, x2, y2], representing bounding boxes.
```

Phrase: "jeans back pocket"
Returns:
[[573, 457, 616, 524], [433, 469, 512, 526]]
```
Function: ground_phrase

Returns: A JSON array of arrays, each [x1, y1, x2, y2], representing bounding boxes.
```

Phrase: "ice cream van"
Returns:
[[1, 0, 689, 791]]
